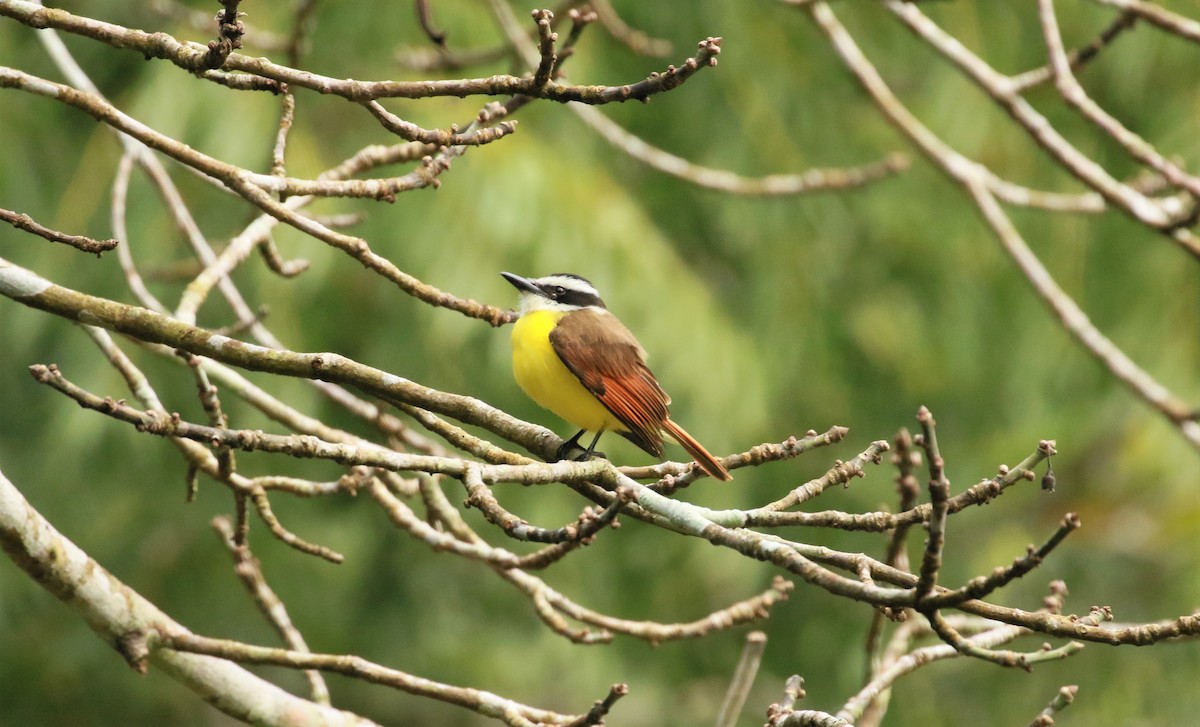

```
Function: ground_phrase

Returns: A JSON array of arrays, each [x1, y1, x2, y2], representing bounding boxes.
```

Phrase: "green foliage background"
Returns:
[[1, 1, 1197, 725]]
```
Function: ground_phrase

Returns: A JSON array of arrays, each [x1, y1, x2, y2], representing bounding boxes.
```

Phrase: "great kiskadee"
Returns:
[[502, 272, 732, 481]]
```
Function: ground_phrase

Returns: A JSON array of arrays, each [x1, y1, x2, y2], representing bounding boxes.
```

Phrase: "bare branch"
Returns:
[[212, 516, 330, 705], [913, 407, 948, 602], [363, 99, 518, 146], [162, 633, 602, 726], [1039, 0, 1200, 200], [0, 1, 723, 104], [715, 631, 768, 727], [797, 2, 1200, 450], [1025, 684, 1079, 727], [880, 0, 1196, 243], [201, 0, 245, 69], [589, 0, 673, 57], [1092, 0, 1200, 43], [575, 102, 909, 195], [0, 467, 377, 726], [0, 206, 117, 254], [924, 610, 1085, 670], [1010, 9, 1137, 92], [962, 177, 1200, 449]]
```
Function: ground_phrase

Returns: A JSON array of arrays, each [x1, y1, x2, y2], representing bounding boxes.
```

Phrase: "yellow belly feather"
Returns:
[[511, 310, 626, 434]]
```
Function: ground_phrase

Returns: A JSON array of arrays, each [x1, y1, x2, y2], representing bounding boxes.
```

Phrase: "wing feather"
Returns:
[[549, 309, 669, 456]]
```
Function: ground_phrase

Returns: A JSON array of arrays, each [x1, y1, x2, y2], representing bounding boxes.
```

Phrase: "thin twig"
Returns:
[[1038, 0, 1200, 200], [270, 92, 295, 179], [913, 406, 948, 602], [1092, 0, 1200, 43], [1025, 685, 1079, 727], [1, 2, 724, 104], [0, 206, 118, 254], [162, 632, 598, 726], [715, 631, 768, 727], [1010, 9, 1137, 92], [212, 516, 330, 705]]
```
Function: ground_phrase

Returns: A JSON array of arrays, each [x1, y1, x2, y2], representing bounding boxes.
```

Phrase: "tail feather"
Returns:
[[662, 419, 733, 481]]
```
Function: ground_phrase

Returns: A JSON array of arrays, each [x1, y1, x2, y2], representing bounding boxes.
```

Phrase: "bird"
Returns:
[[501, 271, 732, 481]]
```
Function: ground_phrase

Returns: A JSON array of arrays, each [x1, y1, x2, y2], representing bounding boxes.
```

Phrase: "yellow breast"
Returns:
[[511, 309, 625, 434]]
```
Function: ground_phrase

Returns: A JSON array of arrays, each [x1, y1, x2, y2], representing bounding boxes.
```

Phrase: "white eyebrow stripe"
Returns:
[[534, 275, 600, 297]]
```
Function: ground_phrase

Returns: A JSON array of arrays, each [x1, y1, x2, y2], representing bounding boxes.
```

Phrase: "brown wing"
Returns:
[[549, 309, 670, 456]]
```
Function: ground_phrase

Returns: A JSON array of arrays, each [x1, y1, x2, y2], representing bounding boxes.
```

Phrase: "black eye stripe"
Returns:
[[559, 289, 604, 307], [534, 278, 606, 308]]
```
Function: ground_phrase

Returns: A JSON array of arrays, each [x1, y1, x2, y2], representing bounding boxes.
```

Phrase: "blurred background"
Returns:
[[1, 1, 1197, 725]]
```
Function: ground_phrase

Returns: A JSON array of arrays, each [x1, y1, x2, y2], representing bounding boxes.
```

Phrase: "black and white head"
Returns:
[[501, 272, 607, 315]]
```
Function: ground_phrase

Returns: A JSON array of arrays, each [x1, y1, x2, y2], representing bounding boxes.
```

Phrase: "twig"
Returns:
[[924, 610, 1084, 670], [0, 66, 462, 201], [1039, 0, 1200, 200], [511, 573, 795, 646], [770, 711, 852, 727], [531, 9, 559, 89], [362, 100, 518, 147], [463, 464, 627, 543], [110, 152, 168, 313], [884, 428, 921, 569], [1, 262, 547, 451], [26, 354, 345, 562], [798, 1, 1200, 450], [1092, 0, 1200, 43], [962, 176, 1200, 449], [414, 0, 446, 46], [150, 0, 285, 52], [249, 487, 344, 563], [715, 631, 768, 727], [767, 677, 852, 727], [368, 478, 599, 570], [1, 2, 723, 105], [177, 349, 235, 477], [754, 439, 890, 512], [840, 619, 1024, 723], [285, 0, 320, 67], [202, 0, 245, 69], [257, 236, 309, 278], [240, 475, 343, 499], [162, 632, 595, 726], [862, 427, 922, 697], [0, 206, 117, 254], [393, 402, 533, 465], [913, 406, 948, 602], [564, 683, 628, 727], [743, 441, 1049, 530], [271, 92, 295, 179], [139, 338, 438, 473], [577, 102, 910, 195], [589, 0, 673, 57], [881, 0, 1195, 243], [488, 0, 886, 203], [920, 512, 1081, 609], [1025, 685, 1079, 727], [633, 427, 849, 492], [0, 467, 379, 725], [394, 0, 581, 71], [1010, 9, 1137, 92], [212, 516, 330, 705]]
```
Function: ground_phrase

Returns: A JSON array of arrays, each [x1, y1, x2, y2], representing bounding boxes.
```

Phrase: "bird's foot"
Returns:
[[556, 429, 609, 463], [555, 441, 607, 462]]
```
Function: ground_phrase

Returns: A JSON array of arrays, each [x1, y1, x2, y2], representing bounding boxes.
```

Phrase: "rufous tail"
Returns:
[[662, 419, 732, 481]]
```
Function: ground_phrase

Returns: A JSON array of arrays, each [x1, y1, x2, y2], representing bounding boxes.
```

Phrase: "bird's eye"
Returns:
[[552, 286, 566, 299]]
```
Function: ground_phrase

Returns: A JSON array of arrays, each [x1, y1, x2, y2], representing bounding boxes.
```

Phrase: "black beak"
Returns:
[[501, 272, 540, 295]]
